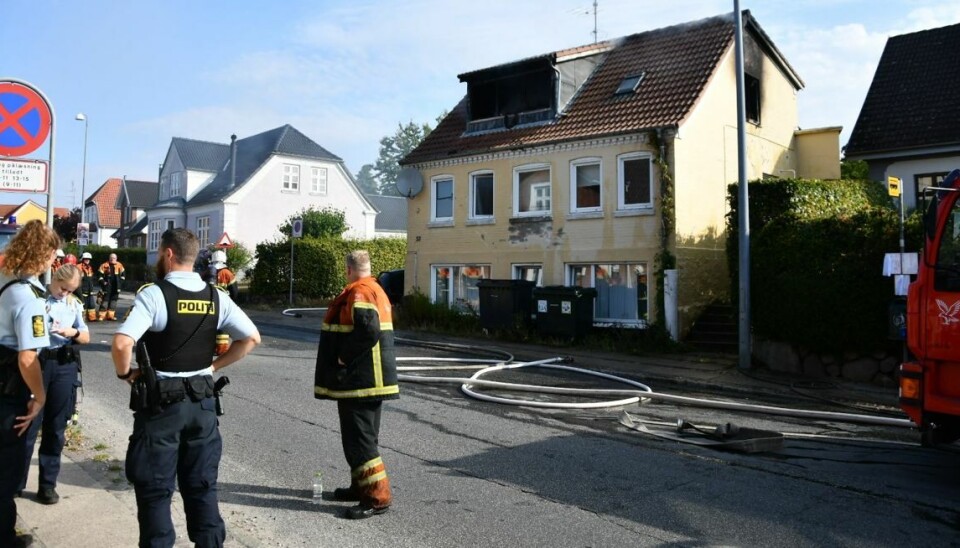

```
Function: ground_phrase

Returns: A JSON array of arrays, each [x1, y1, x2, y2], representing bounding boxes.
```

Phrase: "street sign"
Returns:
[[887, 176, 901, 197], [0, 158, 47, 192], [77, 223, 90, 246], [0, 81, 52, 157], [216, 232, 234, 248], [291, 218, 303, 238]]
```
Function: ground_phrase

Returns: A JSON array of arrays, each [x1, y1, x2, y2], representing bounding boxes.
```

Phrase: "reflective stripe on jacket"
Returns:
[[314, 276, 399, 401]]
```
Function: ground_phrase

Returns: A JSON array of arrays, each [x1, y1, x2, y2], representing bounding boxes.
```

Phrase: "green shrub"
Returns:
[[726, 178, 922, 353], [251, 237, 406, 301], [64, 244, 148, 289]]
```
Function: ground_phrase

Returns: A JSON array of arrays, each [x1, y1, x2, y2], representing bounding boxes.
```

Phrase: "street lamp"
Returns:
[[75, 113, 88, 224]]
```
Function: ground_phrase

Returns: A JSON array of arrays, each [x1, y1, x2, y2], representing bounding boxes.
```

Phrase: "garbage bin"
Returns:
[[532, 286, 597, 339], [477, 279, 535, 331]]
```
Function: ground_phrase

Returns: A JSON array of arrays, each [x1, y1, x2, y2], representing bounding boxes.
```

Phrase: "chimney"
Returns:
[[228, 134, 238, 190]]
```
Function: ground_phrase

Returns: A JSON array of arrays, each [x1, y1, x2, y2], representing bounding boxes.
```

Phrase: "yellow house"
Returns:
[[400, 11, 840, 337], [0, 199, 71, 225]]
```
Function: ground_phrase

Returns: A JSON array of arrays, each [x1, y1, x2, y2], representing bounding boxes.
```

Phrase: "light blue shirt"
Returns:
[[116, 271, 258, 377], [0, 274, 51, 351], [45, 290, 89, 349]]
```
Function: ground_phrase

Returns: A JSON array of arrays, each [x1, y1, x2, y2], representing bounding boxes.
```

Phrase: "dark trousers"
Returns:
[[98, 291, 119, 312], [20, 358, 79, 491], [0, 394, 29, 546], [337, 399, 382, 470], [126, 395, 224, 548]]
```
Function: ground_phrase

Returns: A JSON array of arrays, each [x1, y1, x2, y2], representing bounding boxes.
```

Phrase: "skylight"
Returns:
[[615, 73, 645, 95]]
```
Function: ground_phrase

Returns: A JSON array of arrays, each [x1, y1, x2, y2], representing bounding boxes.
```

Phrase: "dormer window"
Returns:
[[615, 73, 644, 95]]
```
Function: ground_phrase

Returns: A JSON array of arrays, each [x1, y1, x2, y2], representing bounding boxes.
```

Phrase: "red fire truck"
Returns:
[[902, 168, 960, 445]]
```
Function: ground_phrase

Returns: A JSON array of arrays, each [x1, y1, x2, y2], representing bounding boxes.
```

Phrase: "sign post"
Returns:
[[289, 219, 303, 306], [77, 223, 90, 246], [0, 79, 56, 282]]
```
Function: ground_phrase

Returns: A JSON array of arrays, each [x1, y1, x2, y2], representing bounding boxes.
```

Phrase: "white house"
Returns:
[[145, 125, 378, 263]]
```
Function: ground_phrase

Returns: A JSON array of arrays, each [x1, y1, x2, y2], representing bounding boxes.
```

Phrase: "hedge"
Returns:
[[62, 244, 148, 290], [726, 178, 921, 353], [251, 237, 406, 300]]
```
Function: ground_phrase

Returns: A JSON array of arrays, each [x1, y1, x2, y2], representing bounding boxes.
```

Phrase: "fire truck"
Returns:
[[902, 168, 960, 445]]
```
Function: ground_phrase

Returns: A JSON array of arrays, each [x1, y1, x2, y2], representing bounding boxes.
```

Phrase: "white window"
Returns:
[[617, 153, 653, 209], [568, 262, 649, 325], [513, 264, 543, 286], [570, 158, 602, 212], [431, 176, 454, 222], [514, 164, 551, 217], [166, 219, 175, 231], [170, 172, 183, 197], [160, 174, 170, 200], [311, 167, 328, 195], [196, 216, 210, 247], [432, 264, 491, 311], [283, 164, 300, 191], [469, 171, 494, 219], [148, 220, 161, 251]]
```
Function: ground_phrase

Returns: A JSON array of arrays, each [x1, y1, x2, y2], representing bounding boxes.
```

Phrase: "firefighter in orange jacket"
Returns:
[[96, 253, 125, 321], [314, 250, 398, 519]]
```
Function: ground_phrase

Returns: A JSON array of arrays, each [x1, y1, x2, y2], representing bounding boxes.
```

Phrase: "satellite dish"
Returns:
[[396, 167, 424, 198]]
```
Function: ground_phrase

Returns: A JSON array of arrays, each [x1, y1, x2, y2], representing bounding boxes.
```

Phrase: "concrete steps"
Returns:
[[687, 303, 738, 353]]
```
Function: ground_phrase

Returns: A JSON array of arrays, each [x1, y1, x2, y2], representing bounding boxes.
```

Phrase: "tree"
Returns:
[[278, 206, 349, 238], [373, 120, 434, 196], [841, 159, 870, 180], [53, 207, 81, 242], [354, 164, 380, 195]]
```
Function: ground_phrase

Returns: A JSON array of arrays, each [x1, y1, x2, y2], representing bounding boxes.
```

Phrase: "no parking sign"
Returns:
[[0, 81, 52, 157]]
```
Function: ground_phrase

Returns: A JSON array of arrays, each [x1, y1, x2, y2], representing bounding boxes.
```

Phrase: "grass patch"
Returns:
[[65, 423, 84, 450], [93, 453, 110, 462], [93, 443, 108, 451]]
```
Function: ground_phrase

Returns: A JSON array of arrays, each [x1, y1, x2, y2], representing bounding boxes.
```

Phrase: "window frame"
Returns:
[[617, 152, 654, 210], [311, 166, 328, 195], [513, 163, 552, 217], [745, 72, 761, 125], [569, 157, 603, 213], [196, 216, 210, 247], [431, 175, 455, 223], [468, 170, 494, 220], [513, 263, 543, 287], [566, 262, 649, 326], [283, 164, 301, 192], [431, 264, 491, 311], [170, 172, 183, 198], [148, 220, 161, 251]]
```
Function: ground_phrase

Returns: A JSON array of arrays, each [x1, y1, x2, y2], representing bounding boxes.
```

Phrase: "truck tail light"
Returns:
[[899, 362, 923, 405]]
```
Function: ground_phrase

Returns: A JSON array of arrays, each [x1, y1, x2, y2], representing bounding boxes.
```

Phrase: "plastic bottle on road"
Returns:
[[312, 471, 323, 503]]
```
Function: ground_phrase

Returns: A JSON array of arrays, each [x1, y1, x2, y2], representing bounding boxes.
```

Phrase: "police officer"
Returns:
[[112, 228, 260, 548], [0, 220, 61, 548], [19, 264, 89, 505]]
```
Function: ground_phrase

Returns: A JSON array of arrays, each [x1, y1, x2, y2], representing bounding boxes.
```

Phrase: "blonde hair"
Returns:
[[53, 264, 81, 284], [345, 250, 371, 273], [1, 220, 61, 277]]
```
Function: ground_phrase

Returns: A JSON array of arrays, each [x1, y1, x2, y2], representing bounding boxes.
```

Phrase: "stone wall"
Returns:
[[752, 337, 899, 387]]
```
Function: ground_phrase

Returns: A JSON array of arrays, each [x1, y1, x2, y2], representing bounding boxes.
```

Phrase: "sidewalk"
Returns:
[[16, 303, 902, 547]]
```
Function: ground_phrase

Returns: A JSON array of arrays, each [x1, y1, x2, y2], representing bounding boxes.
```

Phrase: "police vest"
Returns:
[[141, 279, 219, 373]]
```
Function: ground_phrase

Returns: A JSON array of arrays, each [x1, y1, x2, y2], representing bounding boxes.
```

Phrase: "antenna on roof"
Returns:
[[592, 0, 598, 44]]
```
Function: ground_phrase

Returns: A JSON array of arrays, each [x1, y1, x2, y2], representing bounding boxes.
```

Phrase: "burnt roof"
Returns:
[[403, 11, 796, 166]]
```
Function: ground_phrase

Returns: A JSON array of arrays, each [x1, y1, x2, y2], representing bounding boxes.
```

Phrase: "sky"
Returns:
[[1, 0, 959, 211]]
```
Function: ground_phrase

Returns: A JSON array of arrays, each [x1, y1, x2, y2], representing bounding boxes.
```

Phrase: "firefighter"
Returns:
[[210, 250, 238, 302], [78, 252, 99, 322], [96, 253, 125, 321], [112, 228, 260, 547], [52, 249, 65, 270], [314, 250, 399, 519]]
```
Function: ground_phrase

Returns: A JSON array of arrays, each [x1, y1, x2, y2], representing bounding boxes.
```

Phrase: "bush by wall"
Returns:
[[726, 178, 921, 354], [250, 237, 406, 301]]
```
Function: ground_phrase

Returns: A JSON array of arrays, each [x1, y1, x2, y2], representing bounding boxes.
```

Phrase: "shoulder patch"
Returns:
[[136, 283, 155, 294], [32, 315, 46, 337]]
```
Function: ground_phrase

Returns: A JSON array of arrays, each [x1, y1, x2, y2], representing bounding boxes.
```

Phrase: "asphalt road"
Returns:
[[65, 315, 960, 547]]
